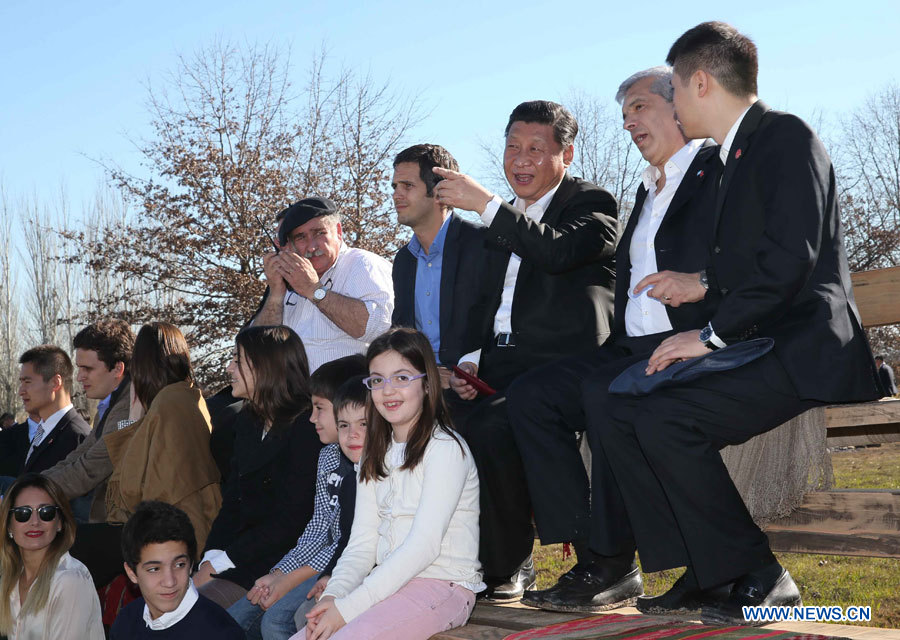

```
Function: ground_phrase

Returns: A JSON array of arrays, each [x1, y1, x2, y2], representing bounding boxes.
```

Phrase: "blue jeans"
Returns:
[[228, 572, 320, 640]]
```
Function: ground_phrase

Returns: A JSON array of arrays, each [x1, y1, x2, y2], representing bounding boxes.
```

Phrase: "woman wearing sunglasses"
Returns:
[[0, 473, 104, 639]]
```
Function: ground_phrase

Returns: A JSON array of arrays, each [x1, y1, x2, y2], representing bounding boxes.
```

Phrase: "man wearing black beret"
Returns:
[[253, 197, 393, 372]]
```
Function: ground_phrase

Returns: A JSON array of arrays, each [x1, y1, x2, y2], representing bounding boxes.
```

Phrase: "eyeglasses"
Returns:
[[362, 373, 426, 391], [10, 505, 60, 523]]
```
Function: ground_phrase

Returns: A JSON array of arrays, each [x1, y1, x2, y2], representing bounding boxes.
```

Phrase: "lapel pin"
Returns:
[[735, 148, 742, 159], [697, 170, 705, 178]]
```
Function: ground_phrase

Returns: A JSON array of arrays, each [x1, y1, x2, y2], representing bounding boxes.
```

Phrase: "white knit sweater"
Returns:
[[322, 428, 484, 622]]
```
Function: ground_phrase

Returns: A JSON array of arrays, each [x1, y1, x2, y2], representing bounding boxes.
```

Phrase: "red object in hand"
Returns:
[[451, 366, 498, 396]]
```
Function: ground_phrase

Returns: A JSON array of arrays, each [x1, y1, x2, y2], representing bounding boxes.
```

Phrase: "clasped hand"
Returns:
[[646, 330, 711, 375], [263, 251, 320, 298], [304, 596, 345, 640]]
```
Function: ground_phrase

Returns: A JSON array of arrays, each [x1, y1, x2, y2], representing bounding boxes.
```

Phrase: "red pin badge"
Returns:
[[735, 148, 742, 159], [697, 170, 705, 178]]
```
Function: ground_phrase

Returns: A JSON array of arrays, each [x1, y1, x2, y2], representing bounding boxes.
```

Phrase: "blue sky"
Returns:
[[2, 0, 899, 212]]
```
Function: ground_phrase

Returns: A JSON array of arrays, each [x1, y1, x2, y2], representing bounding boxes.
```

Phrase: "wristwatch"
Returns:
[[699, 269, 709, 290], [311, 287, 328, 304], [699, 323, 721, 351]]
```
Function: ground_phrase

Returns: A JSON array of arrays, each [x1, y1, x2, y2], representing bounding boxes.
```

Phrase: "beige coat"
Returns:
[[104, 381, 222, 549]]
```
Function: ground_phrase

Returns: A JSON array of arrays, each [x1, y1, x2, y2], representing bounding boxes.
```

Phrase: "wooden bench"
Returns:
[[762, 265, 900, 558]]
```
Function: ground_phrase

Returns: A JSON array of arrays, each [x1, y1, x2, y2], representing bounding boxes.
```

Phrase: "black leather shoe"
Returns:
[[636, 572, 733, 616], [701, 569, 801, 626], [478, 556, 536, 603], [524, 562, 643, 613], [521, 563, 584, 608]]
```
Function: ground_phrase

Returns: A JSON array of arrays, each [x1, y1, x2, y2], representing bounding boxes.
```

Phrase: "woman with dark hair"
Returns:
[[0, 474, 103, 639], [299, 328, 483, 640], [194, 325, 322, 610], [70, 322, 222, 589]]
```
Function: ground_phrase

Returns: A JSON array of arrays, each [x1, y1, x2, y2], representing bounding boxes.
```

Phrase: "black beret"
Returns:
[[277, 197, 337, 245]]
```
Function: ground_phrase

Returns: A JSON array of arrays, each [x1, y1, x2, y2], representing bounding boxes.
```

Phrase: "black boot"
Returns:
[[701, 564, 801, 626]]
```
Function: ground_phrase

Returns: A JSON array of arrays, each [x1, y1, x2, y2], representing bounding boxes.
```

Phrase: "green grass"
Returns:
[[533, 443, 900, 629]]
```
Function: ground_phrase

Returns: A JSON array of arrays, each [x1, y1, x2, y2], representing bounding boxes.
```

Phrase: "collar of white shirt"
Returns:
[[720, 106, 752, 166], [38, 404, 74, 441], [512, 178, 563, 218], [641, 139, 705, 193], [320, 242, 350, 282], [143, 580, 199, 630]]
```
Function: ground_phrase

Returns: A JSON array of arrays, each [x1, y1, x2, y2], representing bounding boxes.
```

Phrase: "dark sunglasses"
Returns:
[[10, 505, 60, 523]]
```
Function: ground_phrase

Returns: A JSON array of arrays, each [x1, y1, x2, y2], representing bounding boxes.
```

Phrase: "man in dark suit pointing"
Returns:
[[434, 100, 618, 601]]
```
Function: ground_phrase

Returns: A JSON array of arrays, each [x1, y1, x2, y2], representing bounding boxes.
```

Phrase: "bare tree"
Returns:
[[0, 185, 23, 416], [832, 83, 900, 361], [74, 41, 421, 387]]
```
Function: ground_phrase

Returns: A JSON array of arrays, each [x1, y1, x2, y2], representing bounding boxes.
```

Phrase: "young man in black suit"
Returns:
[[390, 144, 487, 406], [433, 100, 618, 601], [17, 345, 87, 475], [584, 22, 881, 626], [504, 67, 722, 613]]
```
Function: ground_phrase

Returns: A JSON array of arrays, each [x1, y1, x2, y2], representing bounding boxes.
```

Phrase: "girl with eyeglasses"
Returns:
[[0, 473, 104, 639], [298, 328, 484, 640], [195, 326, 323, 612]]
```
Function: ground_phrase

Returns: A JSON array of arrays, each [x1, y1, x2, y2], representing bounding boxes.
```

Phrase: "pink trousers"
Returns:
[[298, 578, 475, 640]]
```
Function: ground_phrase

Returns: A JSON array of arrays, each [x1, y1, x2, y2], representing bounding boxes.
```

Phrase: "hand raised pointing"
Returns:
[[432, 167, 495, 214]]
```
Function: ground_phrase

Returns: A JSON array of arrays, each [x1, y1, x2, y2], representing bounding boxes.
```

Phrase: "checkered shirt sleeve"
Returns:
[[274, 444, 344, 574]]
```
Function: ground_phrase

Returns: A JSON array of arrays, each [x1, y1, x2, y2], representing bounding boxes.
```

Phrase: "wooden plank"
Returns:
[[469, 602, 587, 631], [430, 624, 514, 640], [851, 266, 900, 327], [765, 490, 900, 557], [825, 400, 900, 429], [826, 424, 900, 447]]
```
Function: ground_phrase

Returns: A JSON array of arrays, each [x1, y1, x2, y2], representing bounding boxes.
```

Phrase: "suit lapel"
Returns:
[[619, 186, 648, 258], [439, 214, 462, 344], [539, 173, 577, 228], [24, 410, 73, 471], [398, 248, 416, 327], [713, 100, 769, 233]]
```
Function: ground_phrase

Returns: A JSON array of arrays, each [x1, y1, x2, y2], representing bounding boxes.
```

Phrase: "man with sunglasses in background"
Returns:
[[253, 197, 394, 372]]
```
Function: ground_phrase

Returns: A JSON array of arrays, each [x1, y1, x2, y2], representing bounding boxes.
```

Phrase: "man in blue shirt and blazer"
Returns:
[[390, 144, 488, 411]]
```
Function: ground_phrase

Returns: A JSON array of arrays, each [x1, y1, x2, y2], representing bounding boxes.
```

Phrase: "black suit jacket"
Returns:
[[0, 423, 30, 477], [204, 408, 322, 590], [392, 213, 488, 366], [21, 408, 87, 475], [706, 101, 880, 403], [475, 173, 618, 368], [613, 144, 721, 338]]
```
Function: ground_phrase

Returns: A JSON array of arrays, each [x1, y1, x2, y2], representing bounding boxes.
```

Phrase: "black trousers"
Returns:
[[587, 351, 820, 589], [453, 342, 550, 577], [70, 522, 125, 589], [505, 334, 667, 551]]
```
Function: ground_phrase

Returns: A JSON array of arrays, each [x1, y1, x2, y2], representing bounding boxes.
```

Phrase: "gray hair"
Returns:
[[615, 66, 674, 105]]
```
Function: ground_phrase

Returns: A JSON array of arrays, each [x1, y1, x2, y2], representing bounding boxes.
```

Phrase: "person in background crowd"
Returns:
[[0, 413, 14, 430], [111, 501, 243, 639], [15, 346, 88, 477], [253, 196, 394, 373], [196, 326, 322, 611], [875, 355, 898, 397], [70, 322, 222, 590], [44, 319, 135, 523], [0, 473, 104, 640]]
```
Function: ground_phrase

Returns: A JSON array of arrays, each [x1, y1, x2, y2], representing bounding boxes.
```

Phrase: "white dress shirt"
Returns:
[[143, 580, 199, 630], [625, 139, 704, 336], [8, 552, 104, 640], [33, 404, 74, 446], [459, 182, 562, 367], [280, 243, 394, 373]]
